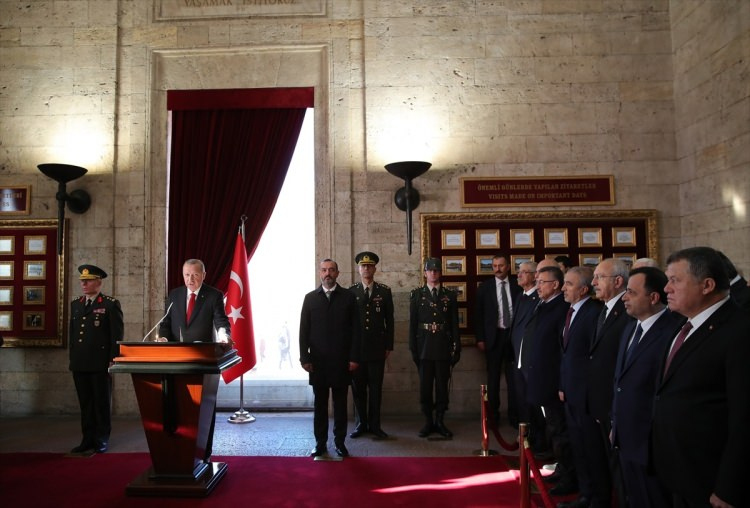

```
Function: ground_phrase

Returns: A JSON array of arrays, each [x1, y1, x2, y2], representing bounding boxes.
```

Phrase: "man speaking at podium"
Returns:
[[158, 259, 231, 344], [157, 258, 231, 461]]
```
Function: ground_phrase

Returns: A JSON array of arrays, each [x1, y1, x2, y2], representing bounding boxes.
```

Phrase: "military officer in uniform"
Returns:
[[349, 251, 394, 439], [409, 257, 460, 438], [69, 264, 124, 455]]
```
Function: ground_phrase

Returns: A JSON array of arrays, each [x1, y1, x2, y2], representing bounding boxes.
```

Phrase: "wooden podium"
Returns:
[[110, 342, 241, 497]]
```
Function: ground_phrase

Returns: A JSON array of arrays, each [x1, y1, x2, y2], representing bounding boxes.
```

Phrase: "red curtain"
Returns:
[[166, 88, 312, 293]]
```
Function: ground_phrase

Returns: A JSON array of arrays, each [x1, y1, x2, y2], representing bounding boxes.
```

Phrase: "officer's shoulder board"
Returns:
[[375, 282, 390, 290], [350, 282, 362, 290]]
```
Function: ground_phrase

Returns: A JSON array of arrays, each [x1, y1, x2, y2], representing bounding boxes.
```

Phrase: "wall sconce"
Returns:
[[384, 161, 431, 255], [37, 163, 92, 255]]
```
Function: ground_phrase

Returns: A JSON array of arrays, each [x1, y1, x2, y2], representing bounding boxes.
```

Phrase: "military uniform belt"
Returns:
[[421, 323, 445, 332]]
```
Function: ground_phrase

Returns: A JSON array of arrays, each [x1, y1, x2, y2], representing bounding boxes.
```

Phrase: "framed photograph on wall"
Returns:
[[511, 254, 534, 274], [0, 311, 11, 331], [544, 228, 568, 248], [0, 261, 13, 280], [24, 235, 47, 255], [0, 236, 14, 254], [578, 227, 602, 247], [0, 286, 12, 305], [442, 256, 466, 276], [22, 311, 45, 331], [24, 260, 45, 280], [475, 229, 500, 249], [476, 255, 494, 275], [444, 282, 467, 302], [510, 229, 534, 248], [579, 253, 603, 268], [458, 308, 468, 329], [612, 227, 636, 247], [23, 286, 45, 305], [441, 230, 466, 249], [614, 253, 637, 268], [0, 219, 67, 347]]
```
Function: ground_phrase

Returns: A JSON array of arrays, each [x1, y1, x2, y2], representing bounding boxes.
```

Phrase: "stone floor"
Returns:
[[0, 411, 522, 458]]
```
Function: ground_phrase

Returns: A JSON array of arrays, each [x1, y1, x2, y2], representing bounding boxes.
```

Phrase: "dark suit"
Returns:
[[158, 283, 230, 459], [509, 289, 541, 445], [69, 293, 124, 450], [559, 297, 603, 503], [159, 284, 231, 342], [349, 281, 394, 432], [730, 276, 750, 312], [652, 299, 750, 507], [585, 295, 633, 507], [409, 285, 460, 416], [611, 309, 682, 508], [299, 285, 361, 447], [474, 276, 521, 425], [520, 293, 575, 483]]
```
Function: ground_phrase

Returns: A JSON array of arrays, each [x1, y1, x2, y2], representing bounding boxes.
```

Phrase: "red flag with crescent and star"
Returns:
[[221, 232, 257, 383]]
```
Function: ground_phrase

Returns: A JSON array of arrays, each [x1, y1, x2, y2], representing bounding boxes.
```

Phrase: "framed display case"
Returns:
[[421, 210, 657, 344], [0, 219, 67, 347]]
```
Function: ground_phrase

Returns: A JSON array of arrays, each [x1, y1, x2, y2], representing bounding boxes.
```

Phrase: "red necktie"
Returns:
[[562, 306, 574, 347], [663, 321, 693, 378], [186, 292, 196, 322]]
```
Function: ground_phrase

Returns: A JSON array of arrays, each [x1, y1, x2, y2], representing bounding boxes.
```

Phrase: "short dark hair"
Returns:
[[554, 255, 572, 268], [492, 254, 510, 263], [666, 247, 730, 291], [716, 250, 738, 279], [539, 265, 564, 286], [629, 266, 668, 304]]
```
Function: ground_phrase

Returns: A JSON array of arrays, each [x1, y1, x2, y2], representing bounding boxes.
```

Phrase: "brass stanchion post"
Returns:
[[473, 384, 499, 456]]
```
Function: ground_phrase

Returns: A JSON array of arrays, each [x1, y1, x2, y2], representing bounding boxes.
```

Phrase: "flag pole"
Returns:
[[229, 215, 256, 424]]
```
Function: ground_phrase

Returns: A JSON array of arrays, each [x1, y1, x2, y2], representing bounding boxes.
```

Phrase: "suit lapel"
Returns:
[[592, 297, 624, 351], [661, 301, 731, 383]]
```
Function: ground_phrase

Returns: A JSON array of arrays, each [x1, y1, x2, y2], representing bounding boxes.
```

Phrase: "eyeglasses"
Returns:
[[593, 274, 619, 281], [537, 280, 556, 284], [518, 270, 534, 275]]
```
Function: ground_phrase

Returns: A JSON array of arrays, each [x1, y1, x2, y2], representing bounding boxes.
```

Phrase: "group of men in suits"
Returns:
[[474, 248, 749, 508]]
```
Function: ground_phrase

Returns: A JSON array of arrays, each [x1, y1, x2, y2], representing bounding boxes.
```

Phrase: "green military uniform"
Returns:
[[409, 258, 460, 438], [349, 251, 394, 438], [69, 264, 124, 454]]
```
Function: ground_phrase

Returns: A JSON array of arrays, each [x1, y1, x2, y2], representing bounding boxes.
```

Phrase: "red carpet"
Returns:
[[0, 453, 523, 507]]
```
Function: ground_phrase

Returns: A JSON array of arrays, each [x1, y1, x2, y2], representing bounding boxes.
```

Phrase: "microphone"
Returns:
[[141, 302, 173, 342]]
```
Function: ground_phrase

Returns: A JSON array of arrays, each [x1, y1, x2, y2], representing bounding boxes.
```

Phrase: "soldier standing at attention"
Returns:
[[409, 257, 460, 438], [349, 251, 394, 439], [69, 264, 124, 455]]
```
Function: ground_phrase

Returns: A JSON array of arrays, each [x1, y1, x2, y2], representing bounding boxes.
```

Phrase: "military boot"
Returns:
[[435, 411, 453, 438]]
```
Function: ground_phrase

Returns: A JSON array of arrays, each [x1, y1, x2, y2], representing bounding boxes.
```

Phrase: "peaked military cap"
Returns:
[[424, 257, 442, 271], [78, 264, 107, 280], [355, 251, 379, 265]]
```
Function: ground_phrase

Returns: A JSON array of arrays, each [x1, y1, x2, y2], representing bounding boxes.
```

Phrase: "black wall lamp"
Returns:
[[384, 161, 431, 255], [37, 163, 92, 255]]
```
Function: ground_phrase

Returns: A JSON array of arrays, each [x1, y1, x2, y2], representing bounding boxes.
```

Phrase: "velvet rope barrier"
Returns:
[[518, 424, 556, 508], [478, 385, 519, 453]]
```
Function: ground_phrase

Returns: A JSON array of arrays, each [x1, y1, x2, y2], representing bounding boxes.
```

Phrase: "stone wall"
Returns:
[[0, 0, 745, 417], [670, 0, 750, 274]]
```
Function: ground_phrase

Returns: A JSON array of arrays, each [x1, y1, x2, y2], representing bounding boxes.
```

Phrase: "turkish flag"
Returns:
[[221, 232, 257, 383]]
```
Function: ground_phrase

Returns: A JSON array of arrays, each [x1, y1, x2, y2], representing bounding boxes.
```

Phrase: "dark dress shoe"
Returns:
[[371, 428, 388, 439], [95, 442, 108, 453], [310, 446, 326, 457], [418, 423, 434, 437], [435, 421, 453, 438], [349, 426, 367, 438], [71, 442, 95, 454], [334, 444, 349, 457], [549, 481, 579, 496], [557, 496, 590, 508]]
